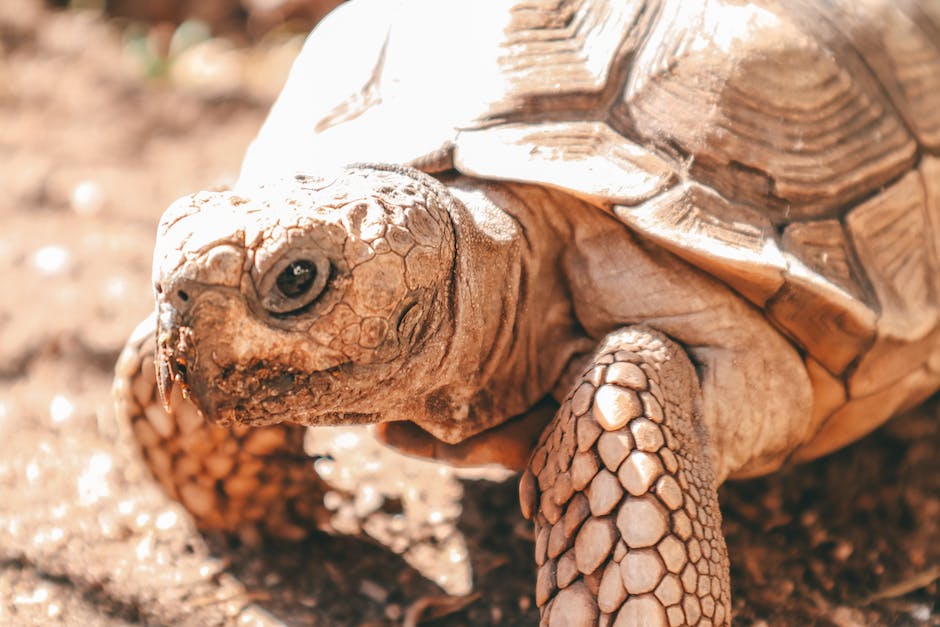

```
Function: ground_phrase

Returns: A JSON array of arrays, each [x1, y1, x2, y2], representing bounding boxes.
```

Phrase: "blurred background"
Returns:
[[0, 1, 939, 625]]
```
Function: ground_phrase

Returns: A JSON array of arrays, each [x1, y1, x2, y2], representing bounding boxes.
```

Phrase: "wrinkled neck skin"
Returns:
[[406, 177, 590, 444], [375, 171, 814, 479]]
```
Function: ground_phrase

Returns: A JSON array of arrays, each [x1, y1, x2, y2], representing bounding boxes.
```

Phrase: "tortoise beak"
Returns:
[[155, 301, 188, 410]]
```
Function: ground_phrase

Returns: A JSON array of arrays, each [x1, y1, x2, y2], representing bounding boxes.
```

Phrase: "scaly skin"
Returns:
[[521, 328, 730, 626]]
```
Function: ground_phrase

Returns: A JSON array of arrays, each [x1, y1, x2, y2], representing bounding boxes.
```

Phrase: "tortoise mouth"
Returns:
[[153, 288, 380, 427], [164, 341, 383, 429], [190, 364, 383, 428], [155, 302, 194, 410]]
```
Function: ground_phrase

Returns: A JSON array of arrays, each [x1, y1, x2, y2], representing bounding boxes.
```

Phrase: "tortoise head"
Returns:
[[152, 165, 457, 428]]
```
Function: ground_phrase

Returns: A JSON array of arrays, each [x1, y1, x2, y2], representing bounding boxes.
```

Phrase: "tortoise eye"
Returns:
[[276, 259, 317, 298], [259, 250, 331, 315]]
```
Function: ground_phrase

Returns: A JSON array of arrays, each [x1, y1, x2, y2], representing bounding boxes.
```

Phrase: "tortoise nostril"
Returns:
[[177, 290, 189, 302]]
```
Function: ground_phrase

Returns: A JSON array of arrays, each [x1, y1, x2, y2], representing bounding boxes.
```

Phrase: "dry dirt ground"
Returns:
[[1, 3, 940, 625]]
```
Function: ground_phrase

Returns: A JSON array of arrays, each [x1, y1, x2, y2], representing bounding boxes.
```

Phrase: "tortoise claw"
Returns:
[[156, 349, 174, 411], [155, 302, 183, 411]]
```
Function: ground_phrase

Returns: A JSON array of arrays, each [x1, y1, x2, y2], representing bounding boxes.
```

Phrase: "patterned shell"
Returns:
[[239, 0, 940, 444]]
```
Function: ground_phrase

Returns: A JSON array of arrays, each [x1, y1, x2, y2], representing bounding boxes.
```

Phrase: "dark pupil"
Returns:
[[276, 260, 316, 298]]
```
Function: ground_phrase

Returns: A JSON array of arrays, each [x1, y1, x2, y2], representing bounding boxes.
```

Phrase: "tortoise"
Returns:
[[113, 0, 940, 624]]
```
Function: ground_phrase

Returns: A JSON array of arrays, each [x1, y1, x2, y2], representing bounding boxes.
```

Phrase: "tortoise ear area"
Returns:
[[396, 300, 425, 346]]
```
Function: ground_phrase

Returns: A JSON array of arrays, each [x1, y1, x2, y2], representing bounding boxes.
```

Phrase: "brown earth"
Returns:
[[1, 2, 939, 625]]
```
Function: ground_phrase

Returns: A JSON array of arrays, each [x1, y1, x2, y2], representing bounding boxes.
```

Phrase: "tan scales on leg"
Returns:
[[521, 327, 731, 626], [114, 328, 332, 541]]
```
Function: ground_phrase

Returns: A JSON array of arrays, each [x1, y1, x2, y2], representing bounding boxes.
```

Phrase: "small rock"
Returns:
[[31, 245, 70, 275], [70, 180, 105, 215]]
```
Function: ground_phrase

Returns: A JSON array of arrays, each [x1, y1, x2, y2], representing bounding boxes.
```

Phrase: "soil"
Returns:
[[1, 2, 939, 625]]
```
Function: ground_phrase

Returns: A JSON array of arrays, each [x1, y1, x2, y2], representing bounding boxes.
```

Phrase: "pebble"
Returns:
[[70, 179, 105, 215], [48, 394, 74, 424], [358, 579, 388, 603], [154, 510, 178, 530], [911, 605, 932, 622], [354, 484, 383, 517], [76, 452, 112, 506], [490, 606, 503, 623], [833, 540, 853, 562], [32, 245, 70, 275]]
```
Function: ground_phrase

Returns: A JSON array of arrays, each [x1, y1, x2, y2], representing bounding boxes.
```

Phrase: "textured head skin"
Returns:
[[154, 165, 458, 428]]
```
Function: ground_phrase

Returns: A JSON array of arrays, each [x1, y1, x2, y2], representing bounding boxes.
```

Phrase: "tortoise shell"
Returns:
[[238, 0, 940, 462]]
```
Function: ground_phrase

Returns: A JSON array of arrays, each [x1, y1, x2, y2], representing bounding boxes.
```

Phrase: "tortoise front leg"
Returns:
[[113, 317, 332, 540], [521, 327, 731, 626]]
